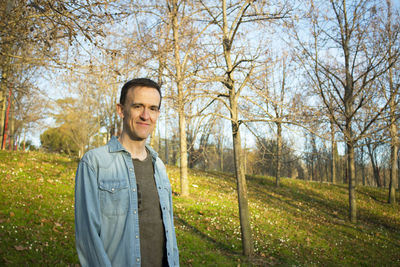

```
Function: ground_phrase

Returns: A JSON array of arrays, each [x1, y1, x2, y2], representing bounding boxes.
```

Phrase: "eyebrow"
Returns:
[[131, 103, 159, 108]]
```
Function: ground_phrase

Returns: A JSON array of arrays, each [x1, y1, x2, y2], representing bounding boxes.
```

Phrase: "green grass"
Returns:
[[1, 150, 400, 266]]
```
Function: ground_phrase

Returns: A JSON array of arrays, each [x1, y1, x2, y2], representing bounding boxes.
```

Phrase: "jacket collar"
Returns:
[[108, 136, 158, 160]]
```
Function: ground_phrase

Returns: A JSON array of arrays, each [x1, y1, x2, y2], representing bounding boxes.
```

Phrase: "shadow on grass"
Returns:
[[246, 175, 348, 219], [175, 215, 241, 256], [248, 175, 400, 238], [175, 215, 279, 266], [357, 189, 387, 204]]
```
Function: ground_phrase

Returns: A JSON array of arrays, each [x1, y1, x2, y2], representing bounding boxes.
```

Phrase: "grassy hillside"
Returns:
[[0, 150, 399, 266]]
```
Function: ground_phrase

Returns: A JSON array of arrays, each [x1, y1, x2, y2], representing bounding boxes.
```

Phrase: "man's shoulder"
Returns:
[[146, 146, 165, 168], [83, 144, 109, 157], [80, 143, 113, 168], [154, 157, 166, 168]]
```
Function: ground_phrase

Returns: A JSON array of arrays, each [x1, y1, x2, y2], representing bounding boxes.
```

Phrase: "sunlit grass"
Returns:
[[1, 150, 399, 266]]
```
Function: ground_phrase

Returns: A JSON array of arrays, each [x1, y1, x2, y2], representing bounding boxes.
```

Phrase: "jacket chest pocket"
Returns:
[[99, 179, 129, 216], [159, 181, 172, 213]]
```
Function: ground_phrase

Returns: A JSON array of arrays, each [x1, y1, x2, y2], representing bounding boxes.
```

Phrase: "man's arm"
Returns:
[[75, 159, 112, 267], [168, 188, 180, 267]]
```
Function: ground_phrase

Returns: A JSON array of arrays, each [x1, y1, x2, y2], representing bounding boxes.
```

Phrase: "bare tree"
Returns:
[[166, 0, 207, 196], [291, 0, 400, 222], [199, 0, 290, 256], [1, 0, 116, 146], [382, 0, 400, 204], [243, 52, 306, 186]]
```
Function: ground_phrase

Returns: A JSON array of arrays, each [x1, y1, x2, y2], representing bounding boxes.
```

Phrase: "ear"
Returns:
[[116, 103, 124, 119]]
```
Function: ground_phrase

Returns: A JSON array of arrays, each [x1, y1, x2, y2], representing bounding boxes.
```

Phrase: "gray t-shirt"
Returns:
[[133, 151, 167, 267]]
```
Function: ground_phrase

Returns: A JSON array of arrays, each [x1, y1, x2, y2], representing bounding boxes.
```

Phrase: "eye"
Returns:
[[132, 104, 143, 109], [150, 106, 159, 112]]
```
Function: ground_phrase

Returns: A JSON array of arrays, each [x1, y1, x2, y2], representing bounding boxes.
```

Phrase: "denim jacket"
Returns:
[[75, 136, 179, 267]]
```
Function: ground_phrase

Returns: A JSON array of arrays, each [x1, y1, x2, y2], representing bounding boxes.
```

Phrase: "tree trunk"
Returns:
[[219, 139, 224, 172], [171, 0, 189, 196], [23, 130, 26, 152], [367, 143, 382, 187], [150, 127, 156, 148], [347, 142, 357, 223], [361, 145, 365, 186], [311, 134, 317, 181], [0, 69, 10, 148], [220, 0, 253, 255], [0, 1, 14, 144], [398, 153, 400, 190], [1, 86, 11, 150], [332, 140, 338, 184], [10, 101, 14, 150], [387, 6, 398, 202], [164, 115, 169, 165], [0, 91, 5, 145], [276, 122, 282, 187], [178, 105, 189, 196], [231, 118, 253, 256], [388, 78, 398, 204]]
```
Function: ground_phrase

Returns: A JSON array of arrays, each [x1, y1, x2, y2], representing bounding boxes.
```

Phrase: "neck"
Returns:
[[118, 132, 147, 160]]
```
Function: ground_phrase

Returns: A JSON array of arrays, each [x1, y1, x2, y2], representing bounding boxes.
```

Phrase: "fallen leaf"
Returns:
[[10, 212, 15, 217], [14, 245, 27, 251]]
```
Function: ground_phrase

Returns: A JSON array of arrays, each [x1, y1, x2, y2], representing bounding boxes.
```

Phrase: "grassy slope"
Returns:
[[0, 150, 399, 266]]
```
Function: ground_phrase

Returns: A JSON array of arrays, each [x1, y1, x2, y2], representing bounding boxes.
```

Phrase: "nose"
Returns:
[[139, 107, 150, 120]]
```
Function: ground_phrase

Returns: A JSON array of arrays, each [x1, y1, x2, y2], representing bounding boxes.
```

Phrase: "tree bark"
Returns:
[[150, 128, 157, 148], [219, 138, 224, 172], [10, 98, 14, 150], [178, 105, 189, 196], [388, 61, 398, 204], [347, 142, 357, 223], [360, 145, 365, 186], [171, 0, 189, 196], [231, 117, 253, 256], [387, 0, 398, 204], [219, 0, 253, 255], [367, 143, 382, 187], [1, 87, 11, 150], [0, 0, 14, 144], [332, 139, 338, 184], [276, 122, 282, 187]]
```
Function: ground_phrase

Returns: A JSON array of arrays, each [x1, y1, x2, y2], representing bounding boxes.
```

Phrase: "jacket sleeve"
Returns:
[[75, 158, 112, 267], [169, 186, 180, 267]]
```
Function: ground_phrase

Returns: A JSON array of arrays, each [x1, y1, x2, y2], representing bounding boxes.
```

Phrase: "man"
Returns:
[[75, 78, 179, 267]]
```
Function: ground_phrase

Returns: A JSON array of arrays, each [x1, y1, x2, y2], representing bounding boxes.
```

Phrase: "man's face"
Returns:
[[117, 86, 160, 141]]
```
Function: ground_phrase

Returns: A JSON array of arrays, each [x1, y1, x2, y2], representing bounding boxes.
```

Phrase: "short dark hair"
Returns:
[[119, 78, 162, 107]]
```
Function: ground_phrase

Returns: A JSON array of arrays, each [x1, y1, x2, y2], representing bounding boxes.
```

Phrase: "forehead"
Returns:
[[126, 86, 160, 105]]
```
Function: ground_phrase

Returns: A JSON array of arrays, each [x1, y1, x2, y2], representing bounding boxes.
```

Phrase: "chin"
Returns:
[[127, 132, 148, 141]]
